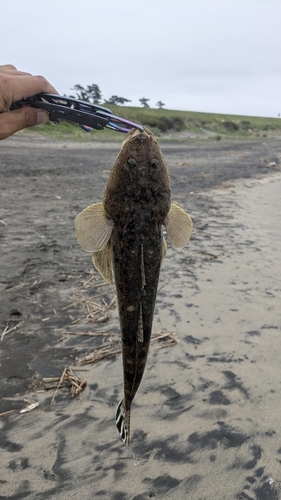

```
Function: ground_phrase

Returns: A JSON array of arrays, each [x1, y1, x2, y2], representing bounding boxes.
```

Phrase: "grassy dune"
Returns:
[[24, 105, 281, 141]]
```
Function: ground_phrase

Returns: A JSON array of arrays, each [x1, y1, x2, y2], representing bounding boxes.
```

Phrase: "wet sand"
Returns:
[[0, 135, 281, 499]]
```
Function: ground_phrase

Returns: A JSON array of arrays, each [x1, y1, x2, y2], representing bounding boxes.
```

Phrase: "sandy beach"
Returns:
[[0, 135, 281, 499]]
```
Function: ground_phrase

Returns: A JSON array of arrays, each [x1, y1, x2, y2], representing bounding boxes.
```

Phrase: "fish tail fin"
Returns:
[[116, 398, 130, 446]]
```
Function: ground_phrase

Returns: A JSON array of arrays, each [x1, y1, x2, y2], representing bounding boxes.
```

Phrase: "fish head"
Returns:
[[121, 127, 166, 179], [104, 127, 171, 220], [121, 126, 153, 146]]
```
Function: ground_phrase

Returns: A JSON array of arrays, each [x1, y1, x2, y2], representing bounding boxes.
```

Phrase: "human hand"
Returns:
[[0, 64, 58, 140]]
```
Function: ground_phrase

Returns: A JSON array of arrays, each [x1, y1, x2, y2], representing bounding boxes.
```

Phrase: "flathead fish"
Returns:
[[75, 128, 192, 446]]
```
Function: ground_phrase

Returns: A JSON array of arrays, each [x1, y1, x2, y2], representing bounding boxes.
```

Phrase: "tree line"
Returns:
[[69, 84, 165, 109]]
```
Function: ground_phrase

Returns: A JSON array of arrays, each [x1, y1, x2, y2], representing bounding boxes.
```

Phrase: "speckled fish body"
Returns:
[[75, 128, 193, 445], [104, 129, 171, 445]]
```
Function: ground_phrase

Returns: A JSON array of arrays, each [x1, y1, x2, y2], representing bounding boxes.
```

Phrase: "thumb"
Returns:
[[0, 106, 49, 140]]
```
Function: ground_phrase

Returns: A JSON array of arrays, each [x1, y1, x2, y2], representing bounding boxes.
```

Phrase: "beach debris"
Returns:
[[1, 321, 22, 341], [62, 290, 116, 325], [0, 409, 19, 417], [37, 366, 87, 407], [0, 400, 39, 417], [151, 331, 179, 349], [20, 402, 39, 414], [76, 340, 122, 365], [5, 279, 41, 292], [58, 330, 179, 366], [269, 477, 281, 484], [198, 250, 224, 261], [5, 282, 27, 292], [75, 127, 192, 446]]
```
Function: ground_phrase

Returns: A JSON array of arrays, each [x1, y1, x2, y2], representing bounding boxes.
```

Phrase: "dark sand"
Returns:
[[0, 134, 281, 499]]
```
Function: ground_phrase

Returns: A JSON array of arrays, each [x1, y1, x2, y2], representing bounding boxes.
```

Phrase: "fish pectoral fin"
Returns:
[[75, 202, 114, 252], [164, 203, 193, 248], [92, 240, 114, 285], [116, 399, 130, 446]]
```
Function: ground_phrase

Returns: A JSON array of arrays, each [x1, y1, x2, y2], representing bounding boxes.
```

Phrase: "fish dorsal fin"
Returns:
[[164, 203, 193, 248], [140, 243, 146, 290], [116, 399, 130, 446], [92, 240, 114, 285], [137, 305, 144, 342], [75, 202, 114, 252], [162, 236, 167, 263]]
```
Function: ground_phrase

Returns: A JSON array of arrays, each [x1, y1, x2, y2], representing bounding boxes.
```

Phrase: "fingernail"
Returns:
[[36, 110, 49, 125]]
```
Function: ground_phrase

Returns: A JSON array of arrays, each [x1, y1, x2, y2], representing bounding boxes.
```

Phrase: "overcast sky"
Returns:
[[2, 0, 281, 117]]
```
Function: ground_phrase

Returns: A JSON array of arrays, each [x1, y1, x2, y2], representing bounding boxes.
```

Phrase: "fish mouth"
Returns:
[[122, 126, 155, 146]]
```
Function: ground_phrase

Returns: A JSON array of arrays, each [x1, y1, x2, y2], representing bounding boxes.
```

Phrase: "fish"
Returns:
[[75, 127, 192, 446]]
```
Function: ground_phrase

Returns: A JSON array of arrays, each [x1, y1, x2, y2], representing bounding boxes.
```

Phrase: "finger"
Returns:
[[19, 74, 58, 97], [0, 107, 49, 140], [0, 74, 58, 111], [0, 64, 17, 71], [1, 69, 32, 77]]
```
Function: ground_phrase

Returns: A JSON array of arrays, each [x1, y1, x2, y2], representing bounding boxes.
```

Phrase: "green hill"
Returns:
[[23, 105, 281, 141]]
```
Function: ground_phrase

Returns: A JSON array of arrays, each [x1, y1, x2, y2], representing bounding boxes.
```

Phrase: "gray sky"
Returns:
[[2, 0, 281, 117]]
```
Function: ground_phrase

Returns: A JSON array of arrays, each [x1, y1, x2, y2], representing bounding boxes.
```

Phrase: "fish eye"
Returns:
[[151, 159, 159, 168], [128, 158, 137, 167]]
